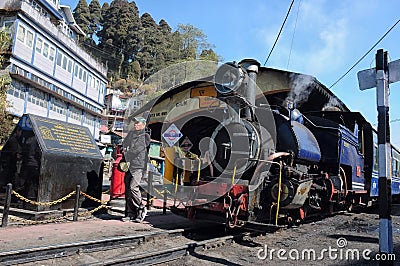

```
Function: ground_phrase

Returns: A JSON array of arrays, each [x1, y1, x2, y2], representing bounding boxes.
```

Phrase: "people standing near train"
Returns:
[[1, 126, 23, 187], [20, 131, 41, 200], [121, 116, 150, 223]]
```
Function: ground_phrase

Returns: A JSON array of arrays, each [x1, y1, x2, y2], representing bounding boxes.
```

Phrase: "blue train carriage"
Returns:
[[302, 110, 374, 211], [370, 130, 400, 199], [391, 145, 400, 199], [390, 145, 400, 199]]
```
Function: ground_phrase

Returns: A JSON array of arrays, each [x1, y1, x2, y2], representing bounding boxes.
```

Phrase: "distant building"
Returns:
[[102, 88, 143, 138], [0, 0, 108, 139]]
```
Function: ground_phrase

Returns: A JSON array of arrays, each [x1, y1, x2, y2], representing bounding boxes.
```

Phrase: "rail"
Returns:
[[0, 224, 248, 265]]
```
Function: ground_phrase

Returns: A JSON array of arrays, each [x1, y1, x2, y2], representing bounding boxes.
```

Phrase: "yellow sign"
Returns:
[[191, 86, 217, 98]]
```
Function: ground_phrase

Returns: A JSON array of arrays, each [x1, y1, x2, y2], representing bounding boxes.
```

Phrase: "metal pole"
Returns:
[[147, 172, 153, 210], [1, 183, 12, 227], [73, 185, 81, 221], [163, 186, 167, 215], [376, 49, 393, 256]]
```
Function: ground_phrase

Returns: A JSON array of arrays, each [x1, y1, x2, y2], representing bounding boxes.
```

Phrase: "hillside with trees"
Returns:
[[73, 0, 222, 95], [0, 30, 14, 142]]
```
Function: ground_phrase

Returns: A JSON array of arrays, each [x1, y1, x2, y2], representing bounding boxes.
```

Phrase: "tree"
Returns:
[[199, 48, 222, 62], [97, 0, 141, 79], [176, 24, 210, 60], [88, 0, 102, 40], [73, 0, 91, 43], [71, 0, 222, 96], [157, 19, 171, 63], [136, 13, 162, 80], [0, 30, 15, 142]]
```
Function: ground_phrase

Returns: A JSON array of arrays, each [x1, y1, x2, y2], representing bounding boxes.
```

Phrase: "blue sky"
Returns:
[[62, 0, 400, 146]]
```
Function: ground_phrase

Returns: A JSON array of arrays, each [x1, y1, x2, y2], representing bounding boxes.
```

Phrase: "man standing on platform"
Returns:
[[121, 116, 150, 222]]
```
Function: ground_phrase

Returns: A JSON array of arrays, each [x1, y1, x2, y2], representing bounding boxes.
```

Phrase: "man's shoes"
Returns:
[[135, 208, 147, 223], [121, 216, 135, 222]]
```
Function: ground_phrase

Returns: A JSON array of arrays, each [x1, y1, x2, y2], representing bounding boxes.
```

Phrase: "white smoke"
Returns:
[[286, 74, 315, 107], [322, 97, 342, 111]]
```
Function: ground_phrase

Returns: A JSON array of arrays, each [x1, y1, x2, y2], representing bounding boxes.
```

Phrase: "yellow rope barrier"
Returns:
[[80, 191, 109, 205], [12, 190, 76, 206], [4, 188, 117, 225]]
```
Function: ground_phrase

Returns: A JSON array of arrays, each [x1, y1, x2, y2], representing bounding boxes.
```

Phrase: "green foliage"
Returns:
[[176, 23, 210, 60], [73, 0, 91, 44], [89, 0, 102, 34], [199, 48, 223, 62], [72, 0, 222, 99], [0, 30, 15, 142]]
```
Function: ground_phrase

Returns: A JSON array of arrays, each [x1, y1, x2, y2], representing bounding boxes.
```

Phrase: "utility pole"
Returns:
[[358, 49, 399, 261]]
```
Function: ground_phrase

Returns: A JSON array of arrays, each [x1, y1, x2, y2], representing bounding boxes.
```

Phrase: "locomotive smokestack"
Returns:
[[239, 59, 260, 119]]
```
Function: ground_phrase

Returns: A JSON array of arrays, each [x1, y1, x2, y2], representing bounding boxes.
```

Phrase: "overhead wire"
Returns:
[[263, 0, 295, 66], [287, 0, 302, 70], [328, 18, 400, 89], [372, 118, 400, 127]]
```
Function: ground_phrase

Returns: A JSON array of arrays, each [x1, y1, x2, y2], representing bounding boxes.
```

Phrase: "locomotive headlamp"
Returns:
[[214, 62, 246, 95]]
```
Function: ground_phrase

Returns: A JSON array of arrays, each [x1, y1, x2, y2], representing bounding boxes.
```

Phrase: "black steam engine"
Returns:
[[146, 59, 373, 227]]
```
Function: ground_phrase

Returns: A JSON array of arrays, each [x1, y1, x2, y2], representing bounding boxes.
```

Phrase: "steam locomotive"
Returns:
[[137, 59, 400, 227]]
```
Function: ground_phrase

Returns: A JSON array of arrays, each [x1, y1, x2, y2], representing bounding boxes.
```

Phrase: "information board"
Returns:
[[26, 114, 102, 158]]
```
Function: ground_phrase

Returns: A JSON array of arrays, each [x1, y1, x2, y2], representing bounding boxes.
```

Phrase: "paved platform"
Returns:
[[0, 206, 200, 252], [0, 177, 211, 254]]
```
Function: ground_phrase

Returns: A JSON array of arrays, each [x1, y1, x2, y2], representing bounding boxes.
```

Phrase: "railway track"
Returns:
[[0, 225, 265, 265], [0, 228, 180, 265], [2, 208, 393, 265]]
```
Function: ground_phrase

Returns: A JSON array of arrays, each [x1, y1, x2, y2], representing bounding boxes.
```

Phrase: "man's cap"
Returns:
[[133, 117, 146, 124]]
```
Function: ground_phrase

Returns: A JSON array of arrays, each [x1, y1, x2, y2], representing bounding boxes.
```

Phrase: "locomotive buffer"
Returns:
[[358, 49, 399, 260]]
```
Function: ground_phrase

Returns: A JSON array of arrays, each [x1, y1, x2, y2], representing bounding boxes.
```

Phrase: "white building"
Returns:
[[0, 0, 108, 139], [102, 88, 144, 133]]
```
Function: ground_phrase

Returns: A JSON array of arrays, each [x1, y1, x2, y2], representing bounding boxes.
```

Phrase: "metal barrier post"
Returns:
[[1, 183, 12, 227], [147, 172, 153, 210], [163, 186, 167, 215], [73, 185, 80, 221]]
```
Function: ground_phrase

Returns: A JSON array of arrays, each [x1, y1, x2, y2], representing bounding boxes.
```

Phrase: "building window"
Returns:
[[67, 60, 72, 73], [74, 65, 79, 77], [373, 145, 379, 171], [62, 56, 67, 69], [49, 47, 55, 61], [2, 19, 14, 33], [43, 42, 49, 57], [26, 31, 33, 48], [57, 52, 62, 66], [17, 26, 25, 42], [36, 37, 43, 53]]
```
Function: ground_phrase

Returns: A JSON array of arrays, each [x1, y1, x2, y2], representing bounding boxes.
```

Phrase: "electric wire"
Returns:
[[264, 0, 295, 66], [329, 19, 400, 89], [372, 118, 400, 126], [287, 0, 302, 70]]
